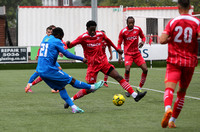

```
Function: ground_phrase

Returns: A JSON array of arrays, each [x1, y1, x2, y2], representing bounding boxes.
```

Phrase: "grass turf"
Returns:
[[0, 66, 200, 132]]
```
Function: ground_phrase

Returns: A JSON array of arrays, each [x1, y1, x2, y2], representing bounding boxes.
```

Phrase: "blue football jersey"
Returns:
[[36, 35, 83, 73]]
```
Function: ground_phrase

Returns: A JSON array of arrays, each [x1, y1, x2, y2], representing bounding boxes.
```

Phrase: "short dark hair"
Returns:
[[178, 0, 190, 10], [46, 27, 52, 31], [86, 20, 97, 28], [49, 25, 56, 29], [52, 27, 64, 37], [126, 16, 135, 23]]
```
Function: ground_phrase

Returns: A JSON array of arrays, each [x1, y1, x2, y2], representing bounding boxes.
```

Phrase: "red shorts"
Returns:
[[124, 53, 146, 66], [85, 62, 115, 84], [165, 63, 195, 88]]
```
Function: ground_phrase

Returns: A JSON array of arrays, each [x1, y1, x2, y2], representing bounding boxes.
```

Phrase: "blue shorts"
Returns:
[[39, 70, 72, 90]]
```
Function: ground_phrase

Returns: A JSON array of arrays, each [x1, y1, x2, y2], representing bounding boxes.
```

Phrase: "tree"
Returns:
[[0, 0, 42, 28]]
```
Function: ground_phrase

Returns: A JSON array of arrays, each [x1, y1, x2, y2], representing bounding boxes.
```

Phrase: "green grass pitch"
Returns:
[[0, 66, 200, 132]]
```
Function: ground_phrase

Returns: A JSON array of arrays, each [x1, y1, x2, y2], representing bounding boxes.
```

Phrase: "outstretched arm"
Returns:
[[104, 36, 123, 55], [57, 43, 86, 62]]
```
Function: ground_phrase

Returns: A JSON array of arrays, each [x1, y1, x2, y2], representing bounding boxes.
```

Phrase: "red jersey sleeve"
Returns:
[[69, 35, 82, 48], [37, 48, 40, 56], [118, 29, 123, 49], [163, 19, 172, 36], [103, 33, 119, 51], [62, 40, 68, 49]]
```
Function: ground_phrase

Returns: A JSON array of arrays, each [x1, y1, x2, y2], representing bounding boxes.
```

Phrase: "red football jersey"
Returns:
[[69, 31, 118, 65], [163, 14, 200, 67], [118, 26, 146, 56]]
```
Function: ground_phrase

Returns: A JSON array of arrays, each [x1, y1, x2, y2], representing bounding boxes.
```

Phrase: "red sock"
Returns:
[[73, 89, 88, 100], [119, 79, 134, 94], [124, 73, 130, 82], [32, 77, 43, 86], [104, 75, 108, 82], [164, 87, 174, 107], [172, 92, 186, 118], [139, 73, 147, 88]]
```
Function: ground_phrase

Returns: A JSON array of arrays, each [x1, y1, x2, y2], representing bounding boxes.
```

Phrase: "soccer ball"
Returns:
[[112, 94, 125, 106]]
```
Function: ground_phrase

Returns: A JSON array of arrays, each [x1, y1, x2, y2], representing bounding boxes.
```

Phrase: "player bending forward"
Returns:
[[64, 20, 147, 109], [26, 27, 104, 113], [160, 0, 200, 128]]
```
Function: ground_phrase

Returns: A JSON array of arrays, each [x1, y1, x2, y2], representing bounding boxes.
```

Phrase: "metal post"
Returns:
[[91, 0, 98, 25]]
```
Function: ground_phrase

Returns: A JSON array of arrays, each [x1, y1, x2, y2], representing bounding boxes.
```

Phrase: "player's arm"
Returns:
[[138, 28, 146, 48], [117, 31, 124, 64], [159, 33, 169, 44], [104, 35, 123, 55], [108, 45, 113, 60], [67, 36, 82, 48], [160, 20, 171, 44], [57, 42, 87, 63], [35, 48, 40, 60]]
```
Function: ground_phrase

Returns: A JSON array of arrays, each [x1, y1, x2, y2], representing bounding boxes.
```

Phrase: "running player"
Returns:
[[160, 0, 200, 128], [64, 20, 147, 109], [26, 27, 104, 113], [25, 25, 66, 93], [118, 16, 148, 97]]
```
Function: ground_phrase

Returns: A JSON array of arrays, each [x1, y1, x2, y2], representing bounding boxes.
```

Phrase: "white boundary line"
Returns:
[[107, 80, 200, 101]]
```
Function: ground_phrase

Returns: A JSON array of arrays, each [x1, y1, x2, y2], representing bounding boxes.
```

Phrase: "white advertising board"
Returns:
[[75, 44, 168, 62]]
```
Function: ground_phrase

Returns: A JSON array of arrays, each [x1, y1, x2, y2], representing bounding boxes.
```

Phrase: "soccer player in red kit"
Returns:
[[118, 16, 148, 97], [160, 0, 200, 128], [64, 20, 147, 108]]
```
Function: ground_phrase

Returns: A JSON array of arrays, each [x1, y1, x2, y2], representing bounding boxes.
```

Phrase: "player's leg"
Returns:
[[107, 66, 147, 102], [124, 55, 133, 97], [41, 70, 91, 113], [25, 71, 40, 93], [59, 88, 84, 113], [168, 67, 195, 128], [103, 74, 109, 87], [64, 71, 103, 109], [135, 55, 148, 92], [31, 77, 43, 86], [69, 70, 97, 101], [51, 62, 63, 93], [124, 65, 131, 97], [161, 64, 180, 128], [70, 78, 103, 91]]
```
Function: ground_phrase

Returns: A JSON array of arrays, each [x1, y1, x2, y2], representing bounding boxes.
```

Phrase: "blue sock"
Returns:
[[59, 89, 74, 107], [28, 72, 39, 83], [72, 80, 91, 89]]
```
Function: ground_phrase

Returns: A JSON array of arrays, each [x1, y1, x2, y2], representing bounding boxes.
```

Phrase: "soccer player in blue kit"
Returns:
[[26, 27, 104, 113]]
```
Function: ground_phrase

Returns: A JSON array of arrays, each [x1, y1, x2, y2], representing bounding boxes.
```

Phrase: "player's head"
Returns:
[[126, 16, 135, 29], [52, 27, 64, 40], [178, 0, 190, 13], [86, 20, 97, 36], [46, 27, 52, 36], [49, 25, 56, 30]]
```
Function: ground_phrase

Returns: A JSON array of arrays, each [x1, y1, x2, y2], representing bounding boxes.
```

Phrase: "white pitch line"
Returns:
[[107, 80, 200, 101]]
